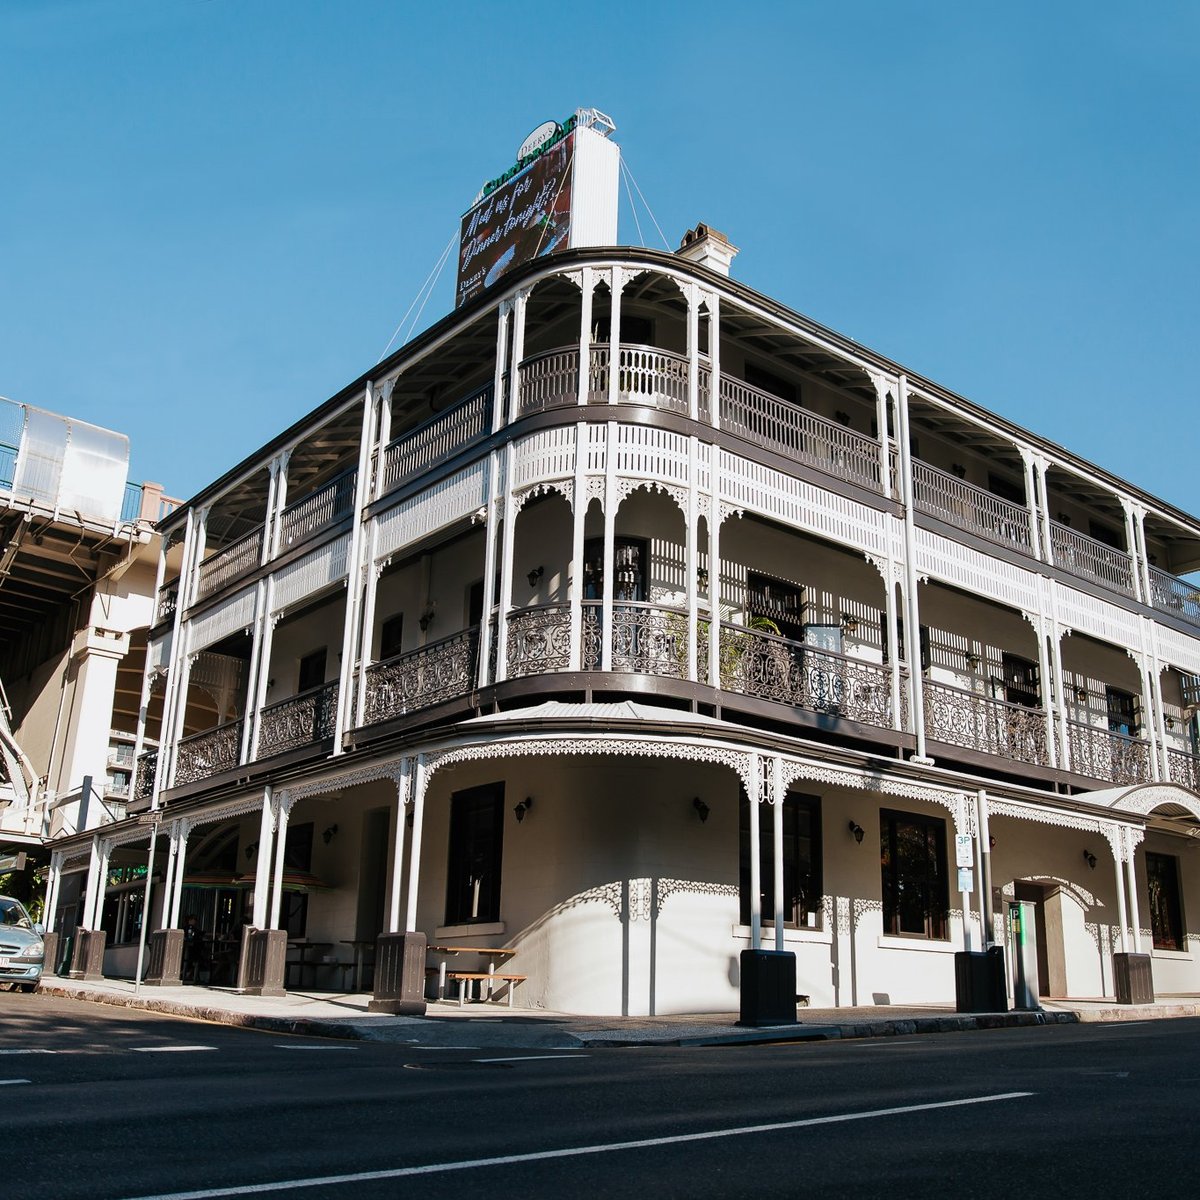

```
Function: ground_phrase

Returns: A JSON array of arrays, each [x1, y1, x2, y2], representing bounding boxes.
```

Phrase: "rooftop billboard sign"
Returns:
[[456, 119, 577, 308]]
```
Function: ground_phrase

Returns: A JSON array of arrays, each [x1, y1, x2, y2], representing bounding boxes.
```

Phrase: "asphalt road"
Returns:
[[5, 991, 1197, 1199]]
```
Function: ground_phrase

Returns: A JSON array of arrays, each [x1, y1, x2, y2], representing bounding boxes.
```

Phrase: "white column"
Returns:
[[476, 453, 501, 690], [771, 757, 784, 952], [387, 760, 412, 932], [686, 286, 700, 421], [569, 426, 587, 671], [354, 531, 382, 729], [708, 292, 721, 431], [152, 509, 196, 807], [1124, 828, 1143, 954], [495, 443, 517, 681], [578, 269, 594, 408], [252, 788, 275, 929], [1035, 459, 1054, 566], [1020, 449, 1042, 561], [268, 451, 291, 560], [708, 503, 721, 687], [883, 577, 903, 733], [1111, 825, 1129, 955], [162, 636, 196, 790], [269, 795, 294, 929], [1134, 507, 1155, 608], [85, 838, 111, 930], [607, 268, 621, 406], [239, 579, 268, 764], [1120, 499, 1144, 603], [975, 790, 993, 947], [492, 303, 511, 433], [748, 756, 762, 951], [333, 387, 378, 753], [601, 424, 616, 672], [686, 436, 699, 683], [896, 376, 929, 760], [871, 374, 893, 501], [1047, 582, 1071, 772], [169, 820, 191, 928], [131, 540, 169, 782], [374, 381, 394, 501], [508, 290, 528, 425], [1033, 612, 1059, 769], [958, 800, 973, 953], [44, 852, 63, 933], [404, 755, 427, 932], [247, 597, 277, 761]]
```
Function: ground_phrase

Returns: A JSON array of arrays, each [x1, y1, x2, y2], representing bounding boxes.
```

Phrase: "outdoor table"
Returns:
[[339, 939, 376, 992], [286, 939, 334, 988], [427, 944, 517, 1000]]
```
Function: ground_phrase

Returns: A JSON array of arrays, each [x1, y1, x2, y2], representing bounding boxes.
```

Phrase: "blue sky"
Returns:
[[2, 1, 1196, 511]]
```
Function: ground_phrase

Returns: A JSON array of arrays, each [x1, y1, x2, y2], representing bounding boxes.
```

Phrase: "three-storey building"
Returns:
[[45, 209, 1200, 1013]]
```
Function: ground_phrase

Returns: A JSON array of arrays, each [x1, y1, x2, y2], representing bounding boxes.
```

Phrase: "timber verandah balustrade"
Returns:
[[177, 350, 1200, 632]]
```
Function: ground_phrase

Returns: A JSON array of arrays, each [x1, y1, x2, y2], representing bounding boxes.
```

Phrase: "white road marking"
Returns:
[[273, 1045, 359, 1051], [471, 1054, 589, 1063], [409, 1045, 481, 1050], [117, 1091, 1035, 1200], [0, 1078, 31, 1086], [131, 1046, 218, 1053], [844, 1040, 922, 1047], [0, 1048, 55, 1054]]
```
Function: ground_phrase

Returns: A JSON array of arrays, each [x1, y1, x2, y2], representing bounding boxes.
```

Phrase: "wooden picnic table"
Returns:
[[427, 944, 517, 1001]]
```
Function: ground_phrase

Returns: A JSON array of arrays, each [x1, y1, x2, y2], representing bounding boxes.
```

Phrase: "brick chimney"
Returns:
[[676, 223, 739, 276]]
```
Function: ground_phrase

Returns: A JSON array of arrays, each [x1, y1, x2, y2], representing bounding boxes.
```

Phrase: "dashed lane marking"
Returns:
[[273, 1044, 360, 1051], [0, 1079, 31, 1086], [131, 1046, 219, 1053], [0, 1048, 55, 1054], [470, 1054, 589, 1063], [116, 1091, 1035, 1200]]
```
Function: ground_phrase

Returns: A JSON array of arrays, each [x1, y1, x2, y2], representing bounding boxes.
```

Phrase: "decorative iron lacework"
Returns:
[[279, 759, 409, 806], [1102, 784, 1200, 820], [104, 823, 156, 849], [425, 737, 755, 798], [514, 479, 573, 513], [776, 759, 970, 834], [614, 478, 687, 512], [986, 798, 1132, 862]]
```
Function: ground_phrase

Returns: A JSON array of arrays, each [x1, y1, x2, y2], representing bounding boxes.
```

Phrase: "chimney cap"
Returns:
[[676, 223, 739, 275], [679, 222, 731, 250]]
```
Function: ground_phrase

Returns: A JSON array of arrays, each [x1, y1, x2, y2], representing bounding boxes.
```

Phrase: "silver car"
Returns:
[[0, 896, 44, 992]]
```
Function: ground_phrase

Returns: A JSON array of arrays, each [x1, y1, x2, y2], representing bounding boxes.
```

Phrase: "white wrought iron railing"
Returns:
[[911, 463, 1033, 554], [195, 529, 263, 601], [923, 680, 1051, 767], [382, 385, 492, 495], [1148, 566, 1200, 630], [1048, 521, 1136, 596], [278, 468, 357, 548]]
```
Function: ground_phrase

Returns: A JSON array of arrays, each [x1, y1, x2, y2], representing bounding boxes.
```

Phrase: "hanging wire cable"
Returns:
[[619, 159, 645, 248], [377, 227, 459, 363], [622, 159, 671, 250]]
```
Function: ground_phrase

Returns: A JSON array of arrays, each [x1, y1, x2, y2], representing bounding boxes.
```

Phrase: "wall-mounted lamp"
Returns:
[[514, 797, 533, 823], [527, 566, 544, 588], [322, 824, 339, 845], [1166, 715, 1176, 730], [693, 797, 710, 823], [989, 835, 996, 849], [244, 840, 259, 861], [964, 651, 981, 670], [848, 820, 865, 844], [1075, 686, 1088, 704], [405, 807, 414, 829], [840, 613, 859, 635], [418, 602, 436, 633], [1083, 849, 1097, 870], [697, 567, 709, 590]]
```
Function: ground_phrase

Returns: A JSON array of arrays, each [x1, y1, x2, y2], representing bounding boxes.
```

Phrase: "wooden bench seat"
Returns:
[[443, 969, 528, 1007]]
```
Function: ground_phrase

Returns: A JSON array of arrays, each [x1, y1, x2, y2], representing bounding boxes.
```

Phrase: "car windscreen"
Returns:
[[0, 897, 32, 928]]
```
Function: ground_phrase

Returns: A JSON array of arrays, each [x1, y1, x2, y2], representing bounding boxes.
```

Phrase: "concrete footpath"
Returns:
[[32, 977, 1200, 1049]]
